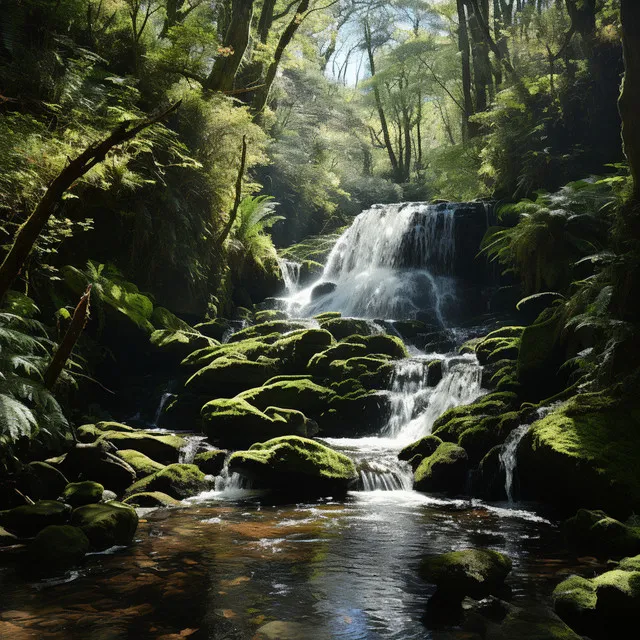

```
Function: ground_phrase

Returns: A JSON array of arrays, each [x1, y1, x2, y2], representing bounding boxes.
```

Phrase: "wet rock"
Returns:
[[97, 432, 185, 465], [26, 525, 89, 574], [318, 316, 375, 340], [228, 320, 311, 343], [61, 481, 104, 507], [0, 500, 71, 538], [414, 442, 469, 495], [310, 281, 337, 301], [229, 436, 357, 499], [202, 397, 318, 449], [474, 446, 507, 501], [420, 548, 512, 601], [123, 492, 182, 508], [125, 464, 209, 500], [322, 390, 391, 437], [150, 328, 217, 363], [483, 603, 582, 640], [563, 509, 640, 558], [115, 449, 166, 478], [398, 435, 443, 467], [307, 342, 369, 376], [71, 501, 139, 550], [186, 356, 279, 395], [193, 450, 227, 476]]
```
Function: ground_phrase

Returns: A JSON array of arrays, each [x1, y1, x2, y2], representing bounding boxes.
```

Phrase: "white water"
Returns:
[[277, 257, 302, 295], [152, 392, 174, 427], [284, 203, 459, 320]]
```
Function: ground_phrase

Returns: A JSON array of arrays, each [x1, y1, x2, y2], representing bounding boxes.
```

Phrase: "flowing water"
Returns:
[[0, 202, 582, 638]]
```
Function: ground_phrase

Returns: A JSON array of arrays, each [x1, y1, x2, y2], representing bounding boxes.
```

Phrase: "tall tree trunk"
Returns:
[[363, 19, 401, 181], [206, 0, 255, 93], [0, 103, 180, 303], [251, 0, 309, 115], [257, 0, 277, 43], [456, 0, 475, 140]]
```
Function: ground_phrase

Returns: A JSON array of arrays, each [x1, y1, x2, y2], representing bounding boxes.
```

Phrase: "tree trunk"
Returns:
[[206, 0, 255, 93], [467, 0, 493, 113], [251, 0, 309, 115], [0, 103, 180, 302], [457, 0, 475, 140], [363, 19, 401, 181], [44, 286, 91, 389], [218, 135, 248, 245]]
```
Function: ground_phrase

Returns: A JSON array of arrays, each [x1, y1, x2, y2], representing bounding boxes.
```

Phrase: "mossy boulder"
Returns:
[[0, 500, 71, 538], [318, 317, 377, 340], [398, 435, 443, 468], [194, 318, 232, 341], [349, 334, 408, 359], [327, 356, 394, 389], [229, 436, 357, 498], [193, 450, 227, 476], [150, 329, 217, 362], [322, 390, 391, 438], [186, 355, 279, 395], [56, 445, 137, 494], [483, 604, 582, 640], [77, 421, 135, 443], [151, 306, 192, 331], [563, 509, 640, 558], [228, 320, 311, 343], [26, 525, 90, 574], [97, 431, 185, 464], [201, 397, 317, 448], [459, 425, 504, 467], [255, 309, 289, 323], [238, 379, 336, 417], [61, 481, 104, 507], [314, 311, 341, 321], [420, 548, 512, 600], [71, 501, 138, 550], [414, 442, 469, 494], [125, 464, 208, 500], [115, 450, 165, 478], [16, 461, 69, 502], [123, 492, 182, 508], [307, 342, 369, 376], [518, 391, 640, 516]]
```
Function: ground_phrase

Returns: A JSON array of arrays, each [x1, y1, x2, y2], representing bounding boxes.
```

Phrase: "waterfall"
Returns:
[[277, 257, 302, 295], [386, 355, 484, 445], [499, 425, 530, 503], [284, 203, 459, 320]]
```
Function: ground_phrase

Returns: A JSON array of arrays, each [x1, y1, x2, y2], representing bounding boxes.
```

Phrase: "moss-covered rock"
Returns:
[[181, 333, 280, 370], [228, 320, 311, 343], [264, 374, 313, 386], [97, 431, 185, 464], [322, 390, 391, 438], [459, 425, 504, 467], [553, 575, 597, 630], [420, 548, 512, 600], [314, 311, 341, 321], [475, 336, 520, 365], [327, 356, 394, 389], [77, 421, 136, 443], [307, 342, 369, 376], [61, 481, 104, 507], [518, 391, 640, 516], [26, 525, 90, 574], [123, 492, 182, 508], [318, 317, 377, 340], [194, 318, 232, 341], [563, 509, 640, 558], [414, 442, 469, 494], [16, 461, 69, 502], [186, 355, 279, 395], [398, 435, 443, 468], [150, 329, 218, 363], [193, 450, 227, 476], [115, 450, 165, 478], [238, 379, 336, 417], [352, 334, 408, 359], [125, 463, 208, 500], [151, 306, 192, 331], [0, 500, 72, 538], [201, 397, 317, 448], [484, 604, 583, 640], [71, 501, 138, 550], [475, 446, 507, 501], [255, 309, 289, 323], [56, 444, 137, 494], [229, 436, 357, 498]]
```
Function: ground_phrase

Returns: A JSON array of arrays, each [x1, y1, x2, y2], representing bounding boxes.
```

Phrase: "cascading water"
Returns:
[[285, 202, 459, 321], [277, 257, 302, 295]]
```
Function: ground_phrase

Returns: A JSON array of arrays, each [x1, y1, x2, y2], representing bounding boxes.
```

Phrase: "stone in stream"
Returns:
[[123, 491, 182, 508], [193, 450, 227, 476], [26, 525, 90, 574], [97, 431, 185, 465], [310, 281, 337, 301], [317, 316, 375, 340], [228, 436, 357, 499], [71, 501, 138, 550], [185, 356, 280, 395], [125, 463, 209, 500], [61, 481, 104, 507], [420, 548, 512, 601], [413, 442, 469, 495], [0, 500, 72, 538], [115, 449, 166, 479], [398, 435, 443, 467]]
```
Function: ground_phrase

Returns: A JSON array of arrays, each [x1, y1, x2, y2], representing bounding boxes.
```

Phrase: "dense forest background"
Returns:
[[1, 0, 639, 466]]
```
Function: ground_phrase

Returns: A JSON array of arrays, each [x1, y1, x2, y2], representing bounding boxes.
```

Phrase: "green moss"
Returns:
[[485, 326, 525, 340], [553, 575, 597, 616], [71, 501, 138, 550], [27, 525, 89, 573], [0, 500, 72, 537], [414, 442, 469, 493], [150, 329, 218, 361], [354, 334, 408, 359], [521, 392, 640, 514], [193, 450, 227, 476], [493, 606, 583, 639], [419, 548, 512, 599], [307, 342, 369, 376], [238, 379, 336, 415], [459, 425, 503, 466], [398, 435, 443, 463], [95, 421, 136, 433], [564, 509, 640, 558], [151, 307, 192, 331], [61, 481, 104, 507], [617, 554, 640, 572], [264, 374, 313, 386], [229, 436, 356, 497], [476, 336, 521, 365], [327, 356, 394, 389], [229, 320, 311, 342], [123, 492, 182, 507], [125, 464, 208, 500], [97, 431, 185, 464], [186, 356, 279, 394], [279, 230, 344, 263], [181, 333, 281, 369], [317, 317, 377, 340], [254, 310, 289, 323], [115, 450, 165, 478], [313, 311, 341, 321], [194, 318, 231, 341]]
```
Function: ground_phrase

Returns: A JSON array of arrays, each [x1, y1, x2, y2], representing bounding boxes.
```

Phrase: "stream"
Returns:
[[0, 202, 590, 638]]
